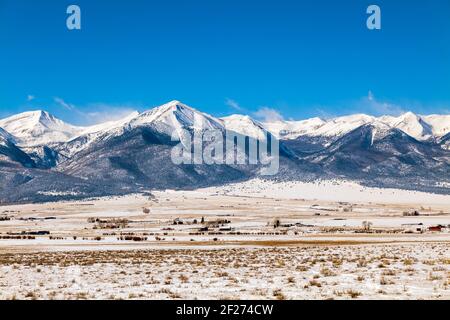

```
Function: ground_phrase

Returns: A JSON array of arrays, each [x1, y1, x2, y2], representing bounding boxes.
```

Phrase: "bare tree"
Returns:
[[362, 221, 373, 231], [273, 217, 281, 229]]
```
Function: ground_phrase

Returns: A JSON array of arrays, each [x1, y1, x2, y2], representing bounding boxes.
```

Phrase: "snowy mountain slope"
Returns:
[[301, 124, 450, 192], [0, 126, 37, 167], [440, 132, 450, 151], [57, 101, 226, 158], [55, 101, 311, 195], [20, 145, 61, 168], [0, 111, 83, 147], [58, 125, 248, 192], [129, 100, 224, 137], [423, 115, 450, 137], [0, 166, 123, 204], [0, 127, 16, 145], [264, 118, 326, 140], [264, 112, 450, 142], [310, 114, 376, 138], [79, 111, 140, 136], [56, 111, 140, 158], [264, 114, 375, 141], [220, 115, 269, 140], [0, 137, 36, 168], [379, 112, 434, 141]]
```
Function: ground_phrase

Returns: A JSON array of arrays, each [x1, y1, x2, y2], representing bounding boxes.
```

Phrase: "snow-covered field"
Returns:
[[199, 179, 450, 205], [0, 179, 449, 300], [0, 243, 448, 300]]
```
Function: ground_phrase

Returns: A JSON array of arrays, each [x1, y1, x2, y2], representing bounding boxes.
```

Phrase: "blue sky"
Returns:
[[0, 0, 449, 124]]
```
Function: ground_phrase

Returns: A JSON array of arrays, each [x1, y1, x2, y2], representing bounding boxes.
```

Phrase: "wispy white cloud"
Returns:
[[361, 91, 405, 116], [224, 100, 285, 122], [225, 98, 245, 112], [253, 107, 284, 122], [54, 97, 76, 111], [82, 103, 139, 124], [27, 95, 35, 102], [53, 97, 139, 125], [314, 108, 336, 120]]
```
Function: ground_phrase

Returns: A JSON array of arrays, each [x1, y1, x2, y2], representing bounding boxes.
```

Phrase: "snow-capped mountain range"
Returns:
[[1, 101, 448, 148], [264, 112, 450, 142], [0, 100, 449, 203]]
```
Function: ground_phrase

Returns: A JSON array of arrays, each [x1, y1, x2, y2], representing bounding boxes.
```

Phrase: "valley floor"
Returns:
[[0, 179, 449, 300]]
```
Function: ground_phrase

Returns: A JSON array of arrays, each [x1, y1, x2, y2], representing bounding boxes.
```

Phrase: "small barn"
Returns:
[[428, 225, 443, 232], [402, 223, 424, 233]]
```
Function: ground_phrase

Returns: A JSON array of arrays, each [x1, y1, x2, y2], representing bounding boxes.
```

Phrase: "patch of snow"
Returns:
[[200, 178, 450, 205], [37, 191, 83, 197]]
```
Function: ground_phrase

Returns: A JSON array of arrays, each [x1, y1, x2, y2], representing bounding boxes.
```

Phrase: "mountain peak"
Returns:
[[222, 114, 253, 122], [0, 110, 65, 128], [402, 111, 418, 118], [137, 100, 197, 121], [166, 99, 183, 106], [5, 109, 47, 121], [394, 111, 421, 124], [129, 101, 223, 136], [157, 100, 191, 112], [380, 112, 433, 140], [0, 110, 82, 146], [25, 110, 45, 116]]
